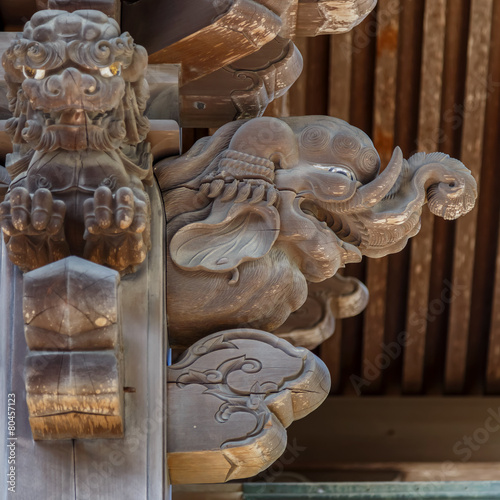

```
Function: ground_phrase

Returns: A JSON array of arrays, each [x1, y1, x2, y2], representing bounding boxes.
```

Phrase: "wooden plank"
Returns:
[[444, 0, 492, 394], [425, 0, 470, 395], [487, 222, 500, 392], [320, 31, 353, 392], [340, 10, 376, 394], [286, 397, 500, 465], [328, 31, 353, 122], [72, 184, 168, 499], [361, 0, 399, 394], [468, 0, 500, 396], [0, 240, 76, 499], [402, 0, 447, 394]]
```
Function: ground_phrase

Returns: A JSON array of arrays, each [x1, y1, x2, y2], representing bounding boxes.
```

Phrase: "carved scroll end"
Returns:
[[167, 329, 330, 484]]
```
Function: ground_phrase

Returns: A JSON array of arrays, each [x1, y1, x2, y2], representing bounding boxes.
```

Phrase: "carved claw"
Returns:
[[83, 186, 150, 272], [0, 187, 68, 271]]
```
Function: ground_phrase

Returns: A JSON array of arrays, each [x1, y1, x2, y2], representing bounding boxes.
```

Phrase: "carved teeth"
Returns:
[[249, 184, 266, 204], [208, 179, 225, 198], [234, 183, 251, 203], [220, 179, 238, 201]]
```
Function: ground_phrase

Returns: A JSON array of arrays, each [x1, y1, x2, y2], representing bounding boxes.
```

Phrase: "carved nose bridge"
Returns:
[[46, 68, 97, 102]]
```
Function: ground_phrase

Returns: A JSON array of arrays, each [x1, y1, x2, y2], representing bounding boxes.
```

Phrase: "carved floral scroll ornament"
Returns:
[[0, 10, 152, 273], [159, 116, 477, 349]]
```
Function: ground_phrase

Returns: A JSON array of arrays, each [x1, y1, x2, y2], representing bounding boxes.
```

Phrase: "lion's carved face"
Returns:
[[3, 9, 149, 152]]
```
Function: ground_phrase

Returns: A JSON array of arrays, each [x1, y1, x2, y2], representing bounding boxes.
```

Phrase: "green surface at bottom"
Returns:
[[243, 482, 500, 500]]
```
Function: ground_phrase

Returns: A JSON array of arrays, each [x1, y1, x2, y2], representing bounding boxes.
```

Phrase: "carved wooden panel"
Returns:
[[167, 329, 330, 484], [23, 256, 124, 439], [180, 36, 303, 128]]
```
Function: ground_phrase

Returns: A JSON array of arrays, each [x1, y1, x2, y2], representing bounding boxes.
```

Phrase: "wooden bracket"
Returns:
[[23, 256, 124, 439], [167, 329, 330, 484]]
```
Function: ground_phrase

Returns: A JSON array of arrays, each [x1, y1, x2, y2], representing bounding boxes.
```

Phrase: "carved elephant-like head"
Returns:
[[165, 116, 477, 284]]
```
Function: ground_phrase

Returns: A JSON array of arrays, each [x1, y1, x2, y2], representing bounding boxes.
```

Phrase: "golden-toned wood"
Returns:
[[167, 329, 330, 484], [402, 0, 447, 394], [296, 0, 377, 36], [328, 31, 353, 122]]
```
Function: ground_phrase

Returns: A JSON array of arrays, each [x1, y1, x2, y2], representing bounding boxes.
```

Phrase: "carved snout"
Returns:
[[357, 151, 477, 258]]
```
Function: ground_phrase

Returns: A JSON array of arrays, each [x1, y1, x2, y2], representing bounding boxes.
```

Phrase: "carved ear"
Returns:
[[169, 199, 280, 272]]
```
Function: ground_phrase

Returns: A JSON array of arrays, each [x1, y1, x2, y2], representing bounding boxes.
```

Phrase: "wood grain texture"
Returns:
[[402, 0, 446, 395], [125, 0, 282, 83], [167, 329, 330, 484], [296, 0, 378, 36], [180, 37, 303, 127], [361, 0, 399, 394], [0, 183, 168, 498]]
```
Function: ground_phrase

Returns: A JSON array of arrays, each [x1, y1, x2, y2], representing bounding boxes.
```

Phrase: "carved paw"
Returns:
[[0, 187, 68, 271], [83, 186, 150, 272]]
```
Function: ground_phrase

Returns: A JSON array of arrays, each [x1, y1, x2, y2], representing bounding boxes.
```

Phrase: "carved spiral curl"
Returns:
[[67, 33, 135, 69], [427, 180, 476, 221], [356, 147, 380, 179], [7, 39, 66, 70], [331, 133, 361, 159], [300, 125, 331, 152]]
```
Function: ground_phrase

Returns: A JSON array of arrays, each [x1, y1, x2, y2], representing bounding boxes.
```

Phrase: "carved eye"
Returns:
[[22, 66, 45, 80], [312, 164, 356, 181], [99, 62, 121, 78]]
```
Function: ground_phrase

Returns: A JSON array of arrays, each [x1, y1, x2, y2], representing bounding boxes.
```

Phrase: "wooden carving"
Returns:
[[158, 116, 477, 349], [296, 0, 378, 36], [180, 36, 303, 128], [0, 10, 152, 273], [275, 274, 369, 350], [167, 328, 330, 484], [23, 256, 124, 439]]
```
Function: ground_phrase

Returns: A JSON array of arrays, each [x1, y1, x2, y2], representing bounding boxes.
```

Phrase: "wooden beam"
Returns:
[[122, 0, 283, 83]]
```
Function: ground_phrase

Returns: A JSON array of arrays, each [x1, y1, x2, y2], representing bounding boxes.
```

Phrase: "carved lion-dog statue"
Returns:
[[0, 10, 152, 273], [158, 116, 477, 348]]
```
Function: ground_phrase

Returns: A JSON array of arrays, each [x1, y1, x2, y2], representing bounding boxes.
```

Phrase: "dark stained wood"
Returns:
[[122, 0, 282, 83], [403, 0, 447, 394], [428, 0, 470, 394], [180, 37, 303, 127], [328, 31, 353, 122], [472, 0, 500, 395], [487, 223, 500, 393], [361, 0, 399, 395], [447, 0, 494, 394]]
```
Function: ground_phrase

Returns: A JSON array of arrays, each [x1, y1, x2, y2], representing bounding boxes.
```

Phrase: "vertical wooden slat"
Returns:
[[341, 10, 377, 395], [445, 0, 494, 394], [487, 222, 500, 392], [402, 0, 446, 394], [288, 37, 308, 116], [385, 0, 425, 394], [477, 0, 500, 394], [361, 0, 399, 394], [321, 32, 353, 393], [425, 0, 470, 394], [328, 31, 353, 122]]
